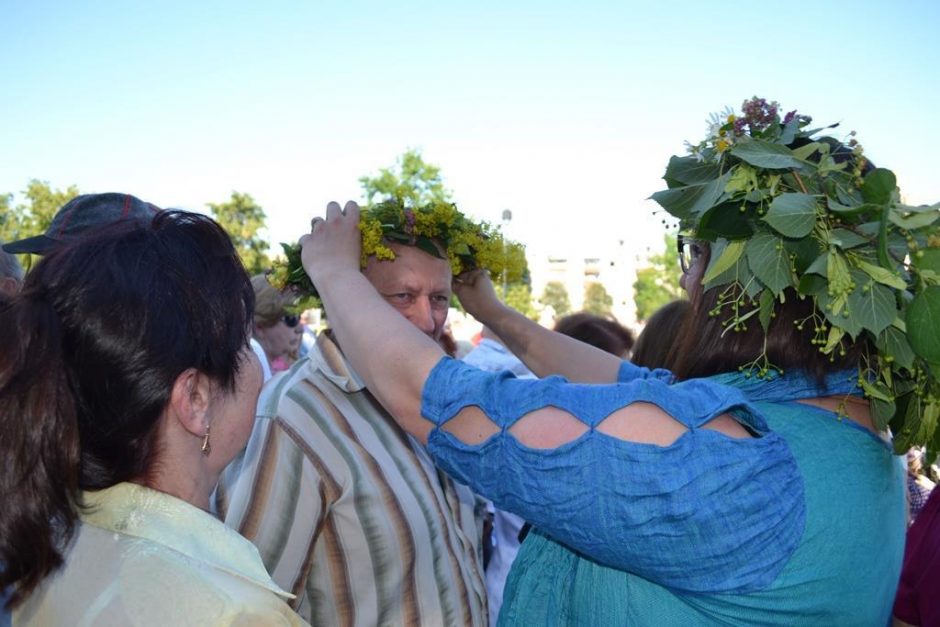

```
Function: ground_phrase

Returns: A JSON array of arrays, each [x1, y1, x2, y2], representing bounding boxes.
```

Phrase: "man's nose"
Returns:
[[409, 298, 436, 336]]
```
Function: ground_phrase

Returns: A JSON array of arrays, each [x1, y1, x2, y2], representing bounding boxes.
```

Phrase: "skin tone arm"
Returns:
[[302, 201, 751, 447], [453, 269, 623, 383]]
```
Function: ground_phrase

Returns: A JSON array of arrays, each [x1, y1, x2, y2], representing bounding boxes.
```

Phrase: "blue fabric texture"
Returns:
[[421, 358, 906, 625], [423, 359, 803, 593]]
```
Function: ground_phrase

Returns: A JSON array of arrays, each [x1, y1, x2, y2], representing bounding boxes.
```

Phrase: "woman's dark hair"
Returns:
[[671, 246, 868, 382], [631, 300, 691, 370], [554, 312, 635, 357], [0, 210, 254, 609]]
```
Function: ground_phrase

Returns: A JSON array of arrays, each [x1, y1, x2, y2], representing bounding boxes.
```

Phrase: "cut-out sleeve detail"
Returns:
[[421, 357, 805, 594]]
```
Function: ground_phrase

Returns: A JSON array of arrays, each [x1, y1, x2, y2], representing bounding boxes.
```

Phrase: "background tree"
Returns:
[[0, 193, 16, 244], [359, 149, 451, 207], [0, 180, 80, 269], [0, 180, 80, 244], [633, 232, 683, 321], [208, 191, 271, 275], [501, 282, 539, 321], [539, 281, 571, 318], [583, 282, 613, 316], [18, 180, 81, 237]]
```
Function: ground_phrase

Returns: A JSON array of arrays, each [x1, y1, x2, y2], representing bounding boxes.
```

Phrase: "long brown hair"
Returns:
[[671, 246, 868, 382]]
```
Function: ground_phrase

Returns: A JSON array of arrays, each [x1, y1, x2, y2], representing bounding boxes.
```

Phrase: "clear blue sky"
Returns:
[[2, 0, 938, 259]]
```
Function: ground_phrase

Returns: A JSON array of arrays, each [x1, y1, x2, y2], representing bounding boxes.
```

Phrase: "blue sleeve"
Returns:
[[421, 358, 805, 594], [617, 359, 675, 384]]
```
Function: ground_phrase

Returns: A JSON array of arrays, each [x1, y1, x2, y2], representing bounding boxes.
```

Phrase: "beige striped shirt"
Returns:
[[216, 332, 487, 626]]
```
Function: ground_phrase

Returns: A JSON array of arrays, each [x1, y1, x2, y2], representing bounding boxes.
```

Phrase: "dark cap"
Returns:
[[1, 193, 162, 255]]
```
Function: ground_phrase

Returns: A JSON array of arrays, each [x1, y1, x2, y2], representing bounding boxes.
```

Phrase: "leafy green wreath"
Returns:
[[652, 97, 940, 454], [269, 199, 526, 305]]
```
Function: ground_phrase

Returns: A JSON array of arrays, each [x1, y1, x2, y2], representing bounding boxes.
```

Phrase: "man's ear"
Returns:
[[168, 368, 212, 437]]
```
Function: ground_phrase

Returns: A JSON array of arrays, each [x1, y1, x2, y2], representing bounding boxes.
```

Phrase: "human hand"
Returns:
[[453, 269, 506, 323], [300, 201, 362, 294]]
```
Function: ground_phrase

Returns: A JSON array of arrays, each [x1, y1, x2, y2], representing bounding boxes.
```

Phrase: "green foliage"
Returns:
[[0, 180, 80, 267], [633, 233, 683, 321], [652, 96, 940, 450], [500, 282, 539, 321], [539, 281, 571, 318], [208, 191, 271, 275], [583, 282, 614, 316], [0, 193, 16, 244], [359, 149, 451, 207]]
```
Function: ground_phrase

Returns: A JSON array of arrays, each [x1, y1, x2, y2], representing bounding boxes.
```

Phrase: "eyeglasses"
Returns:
[[281, 314, 300, 328], [678, 235, 705, 275]]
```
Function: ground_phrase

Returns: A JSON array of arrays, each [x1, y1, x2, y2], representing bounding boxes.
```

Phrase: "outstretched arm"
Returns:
[[454, 270, 622, 383]]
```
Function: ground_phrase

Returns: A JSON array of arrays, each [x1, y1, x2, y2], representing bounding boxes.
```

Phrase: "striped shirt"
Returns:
[[216, 332, 487, 626]]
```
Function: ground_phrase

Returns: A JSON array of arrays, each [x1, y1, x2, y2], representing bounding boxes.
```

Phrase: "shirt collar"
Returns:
[[80, 482, 293, 600], [310, 330, 368, 393]]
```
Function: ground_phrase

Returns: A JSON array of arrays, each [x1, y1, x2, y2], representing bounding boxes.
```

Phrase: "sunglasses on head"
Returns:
[[281, 314, 300, 328]]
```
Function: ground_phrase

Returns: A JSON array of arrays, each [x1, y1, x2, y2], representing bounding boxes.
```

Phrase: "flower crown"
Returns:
[[269, 199, 526, 301], [652, 97, 940, 453]]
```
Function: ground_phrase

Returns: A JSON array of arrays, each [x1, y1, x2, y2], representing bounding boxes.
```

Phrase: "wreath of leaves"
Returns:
[[268, 199, 526, 306], [652, 97, 940, 455]]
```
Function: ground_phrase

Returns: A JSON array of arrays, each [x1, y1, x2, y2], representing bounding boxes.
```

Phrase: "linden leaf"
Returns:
[[876, 326, 916, 371], [696, 203, 755, 240], [664, 155, 722, 186], [762, 193, 818, 238], [861, 168, 897, 204], [889, 209, 940, 230], [849, 279, 896, 337], [857, 260, 908, 291], [860, 378, 893, 403], [818, 289, 862, 339], [730, 139, 804, 169], [703, 240, 746, 284], [745, 233, 794, 294], [906, 286, 940, 363], [804, 253, 828, 276], [914, 249, 940, 276], [830, 229, 870, 249], [650, 171, 732, 221], [790, 142, 822, 161], [871, 397, 896, 432]]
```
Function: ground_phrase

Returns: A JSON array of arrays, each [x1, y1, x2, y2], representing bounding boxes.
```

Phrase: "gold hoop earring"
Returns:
[[201, 425, 211, 456]]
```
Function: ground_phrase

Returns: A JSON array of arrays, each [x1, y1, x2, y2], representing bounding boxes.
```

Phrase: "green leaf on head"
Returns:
[[762, 193, 817, 238]]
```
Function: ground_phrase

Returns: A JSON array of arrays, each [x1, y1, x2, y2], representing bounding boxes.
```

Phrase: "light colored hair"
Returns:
[[251, 274, 296, 328]]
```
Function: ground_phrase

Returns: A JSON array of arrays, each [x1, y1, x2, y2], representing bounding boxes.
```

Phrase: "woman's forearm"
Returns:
[[481, 303, 622, 383], [455, 272, 622, 383]]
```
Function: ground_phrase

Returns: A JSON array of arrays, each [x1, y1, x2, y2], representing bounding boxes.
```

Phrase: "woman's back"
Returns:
[[498, 374, 905, 626]]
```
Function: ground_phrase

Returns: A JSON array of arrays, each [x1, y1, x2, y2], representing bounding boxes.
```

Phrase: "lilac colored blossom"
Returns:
[[783, 110, 797, 125]]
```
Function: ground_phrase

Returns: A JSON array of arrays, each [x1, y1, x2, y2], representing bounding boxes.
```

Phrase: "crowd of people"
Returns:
[[1, 99, 939, 626]]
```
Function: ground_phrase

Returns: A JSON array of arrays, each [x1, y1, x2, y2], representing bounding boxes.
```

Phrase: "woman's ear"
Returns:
[[168, 368, 212, 437]]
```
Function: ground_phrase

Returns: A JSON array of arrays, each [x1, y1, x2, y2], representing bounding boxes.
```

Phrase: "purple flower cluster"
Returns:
[[403, 208, 417, 243], [740, 96, 780, 133]]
